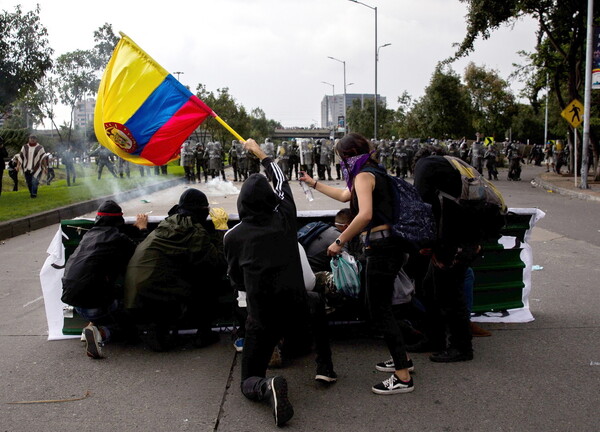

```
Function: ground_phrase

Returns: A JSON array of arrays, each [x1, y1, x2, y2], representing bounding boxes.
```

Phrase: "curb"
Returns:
[[0, 178, 185, 241], [531, 177, 600, 203]]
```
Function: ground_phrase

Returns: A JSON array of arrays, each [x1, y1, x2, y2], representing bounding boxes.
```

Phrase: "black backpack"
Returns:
[[362, 166, 437, 251], [297, 221, 330, 248]]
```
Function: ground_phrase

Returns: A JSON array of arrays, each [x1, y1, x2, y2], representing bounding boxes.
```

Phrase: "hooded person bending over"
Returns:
[[224, 139, 335, 427], [62, 200, 148, 359], [124, 189, 227, 351]]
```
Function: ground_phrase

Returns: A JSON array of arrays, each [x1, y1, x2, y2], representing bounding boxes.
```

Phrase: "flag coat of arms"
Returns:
[[94, 33, 216, 166]]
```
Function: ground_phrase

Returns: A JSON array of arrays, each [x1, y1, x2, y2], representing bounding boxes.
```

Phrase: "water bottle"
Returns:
[[300, 181, 314, 202]]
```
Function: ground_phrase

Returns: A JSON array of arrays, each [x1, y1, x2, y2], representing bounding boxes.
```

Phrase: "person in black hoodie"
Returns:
[[62, 200, 148, 359], [224, 139, 335, 427]]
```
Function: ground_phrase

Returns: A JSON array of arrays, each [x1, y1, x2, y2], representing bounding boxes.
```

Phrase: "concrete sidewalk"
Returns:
[[532, 168, 600, 202]]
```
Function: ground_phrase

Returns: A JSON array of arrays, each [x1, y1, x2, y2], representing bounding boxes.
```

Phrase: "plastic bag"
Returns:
[[330, 252, 362, 299]]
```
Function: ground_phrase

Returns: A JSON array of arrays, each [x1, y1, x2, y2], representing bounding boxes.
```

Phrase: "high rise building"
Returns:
[[73, 98, 96, 130], [321, 93, 386, 129]]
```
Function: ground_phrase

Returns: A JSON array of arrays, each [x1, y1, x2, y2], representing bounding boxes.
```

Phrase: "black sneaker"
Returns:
[[84, 325, 104, 359], [266, 376, 294, 427], [371, 374, 414, 395], [315, 364, 338, 383], [429, 348, 473, 363], [375, 358, 414, 373]]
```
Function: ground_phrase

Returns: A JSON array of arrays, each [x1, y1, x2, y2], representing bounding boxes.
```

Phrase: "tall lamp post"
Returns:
[[327, 56, 347, 134], [173, 71, 184, 81], [348, 0, 378, 139], [321, 81, 335, 128]]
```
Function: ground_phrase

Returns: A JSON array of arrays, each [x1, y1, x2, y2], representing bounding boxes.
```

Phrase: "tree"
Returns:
[[408, 65, 474, 139], [54, 50, 99, 143], [194, 84, 279, 146], [346, 98, 396, 139], [91, 23, 119, 70], [452, 0, 600, 177], [0, 5, 53, 111], [463, 62, 516, 138]]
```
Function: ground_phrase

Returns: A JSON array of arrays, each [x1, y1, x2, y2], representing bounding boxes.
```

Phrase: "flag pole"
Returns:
[[213, 115, 246, 142]]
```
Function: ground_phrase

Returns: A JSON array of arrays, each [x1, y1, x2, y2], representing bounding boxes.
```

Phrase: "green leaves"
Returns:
[[0, 5, 53, 111]]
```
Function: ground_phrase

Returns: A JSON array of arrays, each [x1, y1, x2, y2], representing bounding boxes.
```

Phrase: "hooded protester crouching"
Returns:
[[124, 189, 227, 351], [62, 200, 148, 359]]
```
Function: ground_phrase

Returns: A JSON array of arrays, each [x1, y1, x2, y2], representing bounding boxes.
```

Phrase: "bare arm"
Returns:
[[298, 171, 351, 202], [327, 172, 374, 256]]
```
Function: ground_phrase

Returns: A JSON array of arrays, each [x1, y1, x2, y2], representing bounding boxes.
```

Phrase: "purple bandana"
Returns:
[[341, 151, 375, 190]]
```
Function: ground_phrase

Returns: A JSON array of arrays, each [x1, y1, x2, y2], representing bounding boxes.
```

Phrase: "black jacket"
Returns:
[[223, 157, 307, 330], [62, 226, 137, 308]]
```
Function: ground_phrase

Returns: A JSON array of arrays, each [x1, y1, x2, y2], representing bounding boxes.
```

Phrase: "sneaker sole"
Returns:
[[371, 385, 415, 395], [315, 374, 337, 383], [84, 327, 104, 359], [271, 377, 294, 427]]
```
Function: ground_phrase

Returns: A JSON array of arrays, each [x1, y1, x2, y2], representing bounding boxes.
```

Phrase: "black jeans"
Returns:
[[422, 260, 472, 353], [365, 238, 411, 370], [240, 291, 331, 401]]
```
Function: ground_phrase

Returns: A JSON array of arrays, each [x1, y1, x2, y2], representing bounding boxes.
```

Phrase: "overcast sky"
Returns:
[[3, 0, 538, 128]]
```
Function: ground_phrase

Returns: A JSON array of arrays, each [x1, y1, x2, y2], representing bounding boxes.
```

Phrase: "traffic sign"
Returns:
[[484, 137, 494, 146], [561, 99, 584, 128]]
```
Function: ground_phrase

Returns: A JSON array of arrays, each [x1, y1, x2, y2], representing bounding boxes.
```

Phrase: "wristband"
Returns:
[[313, 180, 318, 189]]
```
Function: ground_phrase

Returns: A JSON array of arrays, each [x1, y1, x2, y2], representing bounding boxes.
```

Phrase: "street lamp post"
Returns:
[[173, 71, 184, 81], [328, 56, 347, 134], [348, 0, 379, 139], [321, 81, 335, 128]]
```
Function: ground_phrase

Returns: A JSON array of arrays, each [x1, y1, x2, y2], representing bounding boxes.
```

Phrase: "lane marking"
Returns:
[[23, 296, 43, 308]]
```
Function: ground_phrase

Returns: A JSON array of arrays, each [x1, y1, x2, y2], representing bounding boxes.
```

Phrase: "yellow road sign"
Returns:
[[483, 137, 494, 146], [561, 99, 584, 128]]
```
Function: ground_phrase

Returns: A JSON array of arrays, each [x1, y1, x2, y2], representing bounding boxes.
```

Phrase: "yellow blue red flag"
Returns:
[[94, 33, 216, 166]]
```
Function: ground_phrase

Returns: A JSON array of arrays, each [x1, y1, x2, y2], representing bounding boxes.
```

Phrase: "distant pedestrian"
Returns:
[[7, 158, 19, 191], [0, 136, 8, 196], [62, 145, 77, 186], [15, 135, 47, 198]]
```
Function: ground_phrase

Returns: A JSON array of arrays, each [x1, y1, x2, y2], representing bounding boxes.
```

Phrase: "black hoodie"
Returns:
[[223, 157, 307, 330]]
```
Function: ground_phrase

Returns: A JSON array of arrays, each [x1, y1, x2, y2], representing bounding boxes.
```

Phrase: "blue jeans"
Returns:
[[75, 300, 120, 342], [24, 171, 40, 197]]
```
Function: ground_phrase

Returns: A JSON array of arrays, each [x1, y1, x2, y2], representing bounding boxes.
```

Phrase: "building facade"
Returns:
[[73, 98, 96, 130], [321, 93, 386, 129]]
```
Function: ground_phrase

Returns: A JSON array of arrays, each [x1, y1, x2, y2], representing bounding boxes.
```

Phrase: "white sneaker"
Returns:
[[84, 325, 104, 359]]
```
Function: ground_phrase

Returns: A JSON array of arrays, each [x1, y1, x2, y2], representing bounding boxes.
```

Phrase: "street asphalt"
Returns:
[[0, 163, 598, 431]]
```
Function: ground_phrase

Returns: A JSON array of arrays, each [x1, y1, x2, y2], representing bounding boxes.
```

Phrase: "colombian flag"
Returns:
[[94, 33, 216, 166]]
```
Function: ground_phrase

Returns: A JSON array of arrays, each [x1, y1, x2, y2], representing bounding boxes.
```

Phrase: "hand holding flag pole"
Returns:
[[95, 32, 245, 166]]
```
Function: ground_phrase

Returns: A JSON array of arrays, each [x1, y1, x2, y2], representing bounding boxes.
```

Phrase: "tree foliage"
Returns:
[[409, 66, 474, 139], [463, 62, 516, 138], [194, 84, 280, 148], [453, 0, 600, 176], [0, 5, 53, 111], [346, 98, 396, 139]]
